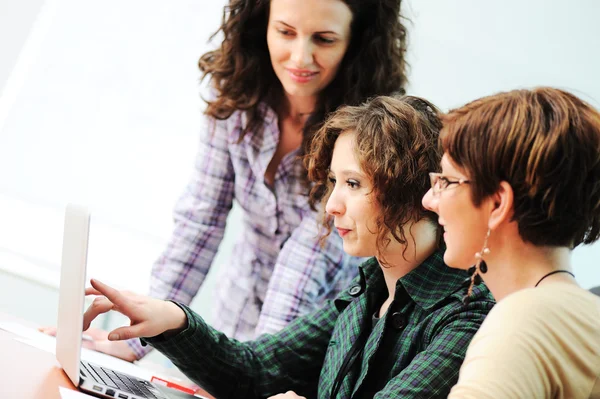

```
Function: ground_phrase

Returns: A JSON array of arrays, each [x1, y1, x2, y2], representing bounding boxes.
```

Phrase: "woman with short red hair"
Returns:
[[423, 87, 600, 398]]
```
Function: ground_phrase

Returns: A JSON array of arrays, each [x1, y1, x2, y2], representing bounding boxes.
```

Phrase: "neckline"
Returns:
[[534, 270, 575, 287]]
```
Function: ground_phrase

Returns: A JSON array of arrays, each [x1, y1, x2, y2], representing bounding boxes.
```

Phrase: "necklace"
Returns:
[[534, 270, 575, 287]]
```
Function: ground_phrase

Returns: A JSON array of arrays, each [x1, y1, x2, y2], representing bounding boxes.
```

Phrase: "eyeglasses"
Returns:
[[429, 172, 471, 196]]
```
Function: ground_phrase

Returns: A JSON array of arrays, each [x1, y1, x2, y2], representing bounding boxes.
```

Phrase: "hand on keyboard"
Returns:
[[39, 325, 138, 362]]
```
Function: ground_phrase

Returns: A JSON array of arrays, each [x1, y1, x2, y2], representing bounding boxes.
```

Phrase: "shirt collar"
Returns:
[[359, 250, 469, 310]]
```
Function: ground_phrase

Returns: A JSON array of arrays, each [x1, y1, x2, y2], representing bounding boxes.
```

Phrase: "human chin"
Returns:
[[442, 243, 474, 270], [280, 77, 322, 98], [342, 238, 375, 258], [341, 240, 358, 257], [341, 239, 367, 258]]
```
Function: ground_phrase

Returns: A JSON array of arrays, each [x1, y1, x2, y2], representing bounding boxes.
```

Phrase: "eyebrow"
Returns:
[[274, 20, 339, 35], [329, 169, 366, 178]]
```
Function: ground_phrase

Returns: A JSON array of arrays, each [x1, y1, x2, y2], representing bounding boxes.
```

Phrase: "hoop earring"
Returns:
[[463, 228, 491, 305]]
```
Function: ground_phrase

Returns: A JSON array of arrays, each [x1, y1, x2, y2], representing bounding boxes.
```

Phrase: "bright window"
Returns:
[[0, 0, 226, 293]]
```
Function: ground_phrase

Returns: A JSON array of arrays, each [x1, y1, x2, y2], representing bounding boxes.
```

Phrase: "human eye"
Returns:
[[315, 35, 336, 45], [277, 29, 294, 37], [439, 177, 451, 190], [346, 179, 360, 189], [328, 175, 336, 185]]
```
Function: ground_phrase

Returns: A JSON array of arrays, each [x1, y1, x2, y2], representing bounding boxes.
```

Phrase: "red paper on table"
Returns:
[[151, 375, 197, 395]]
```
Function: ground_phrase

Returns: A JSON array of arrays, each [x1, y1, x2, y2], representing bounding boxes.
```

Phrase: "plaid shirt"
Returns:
[[145, 251, 495, 398], [128, 105, 363, 358]]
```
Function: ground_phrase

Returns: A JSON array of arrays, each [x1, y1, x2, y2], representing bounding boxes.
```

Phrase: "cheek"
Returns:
[[266, 35, 285, 63], [359, 204, 381, 244], [316, 47, 347, 72], [440, 198, 485, 268], [437, 192, 461, 221], [266, 29, 275, 54]]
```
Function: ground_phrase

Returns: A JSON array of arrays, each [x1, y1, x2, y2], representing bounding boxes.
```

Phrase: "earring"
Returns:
[[463, 228, 491, 305]]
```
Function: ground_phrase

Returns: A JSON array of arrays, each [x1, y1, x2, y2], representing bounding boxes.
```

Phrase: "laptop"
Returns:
[[56, 204, 198, 399]]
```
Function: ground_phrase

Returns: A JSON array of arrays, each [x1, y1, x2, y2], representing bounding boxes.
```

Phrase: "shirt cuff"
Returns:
[[141, 302, 204, 352], [129, 301, 192, 354]]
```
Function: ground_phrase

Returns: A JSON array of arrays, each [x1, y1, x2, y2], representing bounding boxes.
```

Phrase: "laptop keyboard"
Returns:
[[80, 361, 165, 399]]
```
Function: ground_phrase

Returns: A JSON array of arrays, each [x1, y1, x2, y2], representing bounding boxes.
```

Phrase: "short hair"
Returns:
[[441, 87, 600, 247], [306, 95, 443, 258], [199, 0, 408, 153]]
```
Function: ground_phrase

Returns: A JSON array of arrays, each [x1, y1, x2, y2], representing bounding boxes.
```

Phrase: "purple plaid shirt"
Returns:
[[128, 104, 363, 358]]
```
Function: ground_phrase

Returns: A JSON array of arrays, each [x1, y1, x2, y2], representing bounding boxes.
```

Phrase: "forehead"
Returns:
[[331, 130, 359, 168], [441, 153, 468, 177], [269, 0, 353, 32]]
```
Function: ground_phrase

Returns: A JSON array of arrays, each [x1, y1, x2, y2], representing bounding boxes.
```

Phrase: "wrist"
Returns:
[[163, 301, 188, 336]]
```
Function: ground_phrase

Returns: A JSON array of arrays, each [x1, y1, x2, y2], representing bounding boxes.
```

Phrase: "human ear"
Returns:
[[488, 181, 514, 230]]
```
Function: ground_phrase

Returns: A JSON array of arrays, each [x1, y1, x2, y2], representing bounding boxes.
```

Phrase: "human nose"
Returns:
[[290, 38, 314, 67], [422, 188, 439, 214], [325, 187, 345, 216]]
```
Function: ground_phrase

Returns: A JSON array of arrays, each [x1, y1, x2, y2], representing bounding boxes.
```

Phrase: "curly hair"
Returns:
[[198, 0, 408, 159], [306, 95, 443, 261], [441, 87, 600, 247]]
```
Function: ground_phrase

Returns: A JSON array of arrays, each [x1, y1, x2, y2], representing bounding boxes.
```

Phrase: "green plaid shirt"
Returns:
[[146, 251, 494, 398]]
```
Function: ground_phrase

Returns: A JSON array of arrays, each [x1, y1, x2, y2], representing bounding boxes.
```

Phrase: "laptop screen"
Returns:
[[56, 204, 90, 386]]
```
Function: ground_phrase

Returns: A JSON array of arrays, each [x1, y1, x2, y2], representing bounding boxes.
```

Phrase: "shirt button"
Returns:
[[390, 312, 407, 330], [348, 285, 362, 296]]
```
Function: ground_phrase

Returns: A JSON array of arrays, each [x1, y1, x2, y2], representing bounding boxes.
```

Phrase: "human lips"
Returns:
[[286, 67, 319, 83], [336, 227, 351, 237], [440, 224, 449, 240]]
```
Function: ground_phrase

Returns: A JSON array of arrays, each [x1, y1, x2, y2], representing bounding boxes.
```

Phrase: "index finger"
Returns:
[[90, 279, 131, 311], [85, 286, 102, 296]]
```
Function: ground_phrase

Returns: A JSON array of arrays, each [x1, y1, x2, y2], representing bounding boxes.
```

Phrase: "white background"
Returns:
[[0, 0, 599, 327]]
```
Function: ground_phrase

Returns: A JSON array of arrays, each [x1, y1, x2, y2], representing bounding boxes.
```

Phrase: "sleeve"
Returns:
[[255, 214, 363, 335], [128, 115, 235, 359], [145, 300, 339, 399], [447, 291, 561, 399], [375, 299, 493, 398]]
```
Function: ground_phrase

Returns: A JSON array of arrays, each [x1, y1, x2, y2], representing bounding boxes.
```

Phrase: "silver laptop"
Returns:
[[56, 204, 197, 399]]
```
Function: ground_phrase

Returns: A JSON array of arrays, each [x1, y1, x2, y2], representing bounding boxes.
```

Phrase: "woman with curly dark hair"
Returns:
[[146, 0, 409, 351], [63, 0, 410, 362], [81, 95, 494, 399], [422, 87, 600, 398]]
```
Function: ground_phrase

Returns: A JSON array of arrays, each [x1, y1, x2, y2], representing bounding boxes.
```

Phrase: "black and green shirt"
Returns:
[[146, 250, 494, 398]]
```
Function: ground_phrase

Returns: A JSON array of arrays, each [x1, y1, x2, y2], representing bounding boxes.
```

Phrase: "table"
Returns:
[[0, 312, 212, 399]]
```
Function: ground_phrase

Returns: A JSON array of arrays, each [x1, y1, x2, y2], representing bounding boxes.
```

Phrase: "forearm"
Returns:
[[149, 207, 229, 303], [146, 301, 336, 399], [150, 115, 234, 304], [144, 304, 261, 398]]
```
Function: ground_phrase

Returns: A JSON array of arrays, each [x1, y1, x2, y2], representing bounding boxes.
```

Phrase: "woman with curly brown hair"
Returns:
[[65, 0, 410, 361], [81, 95, 494, 398], [422, 87, 600, 398]]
